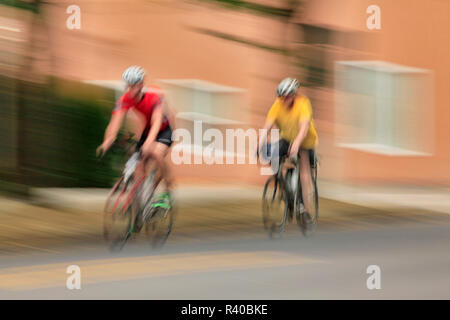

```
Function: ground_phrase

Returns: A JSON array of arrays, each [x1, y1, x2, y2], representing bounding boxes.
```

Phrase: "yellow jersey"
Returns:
[[266, 95, 318, 149]]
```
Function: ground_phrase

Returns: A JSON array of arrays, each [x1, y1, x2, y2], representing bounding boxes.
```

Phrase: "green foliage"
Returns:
[[0, 0, 39, 13], [0, 75, 121, 188]]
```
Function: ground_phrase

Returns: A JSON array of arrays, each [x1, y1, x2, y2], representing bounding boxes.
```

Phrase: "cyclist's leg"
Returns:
[[265, 139, 289, 161], [143, 141, 173, 209], [278, 139, 290, 159], [276, 139, 290, 173], [154, 126, 173, 189], [134, 127, 149, 180], [299, 149, 313, 215], [148, 142, 172, 189], [144, 126, 174, 206]]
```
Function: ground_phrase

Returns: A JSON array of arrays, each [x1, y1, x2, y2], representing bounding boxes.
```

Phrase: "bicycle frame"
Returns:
[[262, 150, 319, 237], [273, 154, 316, 212], [105, 176, 125, 214], [122, 174, 146, 214], [105, 149, 147, 217], [103, 132, 175, 250]]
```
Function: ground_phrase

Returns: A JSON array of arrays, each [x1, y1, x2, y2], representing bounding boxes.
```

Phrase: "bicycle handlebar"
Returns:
[[257, 142, 300, 166], [96, 132, 140, 160]]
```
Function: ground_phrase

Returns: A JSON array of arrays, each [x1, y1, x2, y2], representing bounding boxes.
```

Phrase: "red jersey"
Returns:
[[112, 90, 169, 132]]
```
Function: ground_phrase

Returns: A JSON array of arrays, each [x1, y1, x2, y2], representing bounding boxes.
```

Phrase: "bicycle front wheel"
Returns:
[[262, 176, 289, 238], [103, 178, 133, 251], [145, 206, 175, 249]]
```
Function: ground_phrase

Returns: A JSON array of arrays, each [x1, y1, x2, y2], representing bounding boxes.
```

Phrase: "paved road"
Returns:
[[1, 209, 449, 299]]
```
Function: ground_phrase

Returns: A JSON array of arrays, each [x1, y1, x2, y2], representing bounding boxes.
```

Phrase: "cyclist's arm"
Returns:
[[290, 120, 309, 157], [290, 98, 312, 156], [255, 118, 275, 159], [262, 101, 279, 144], [161, 96, 177, 130], [100, 109, 127, 152], [262, 118, 275, 143]]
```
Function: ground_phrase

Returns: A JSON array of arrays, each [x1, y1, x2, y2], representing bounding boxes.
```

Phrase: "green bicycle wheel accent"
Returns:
[[151, 203, 170, 210], [150, 192, 173, 210]]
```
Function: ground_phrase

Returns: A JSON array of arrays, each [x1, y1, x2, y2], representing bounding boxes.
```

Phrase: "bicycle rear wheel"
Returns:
[[103, 178, 133, 251], [262, 176, 289, 238]]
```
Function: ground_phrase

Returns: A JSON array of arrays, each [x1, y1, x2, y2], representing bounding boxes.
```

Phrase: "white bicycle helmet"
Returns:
[[122, 66, 146, 86], [277, 77, 299, 97]]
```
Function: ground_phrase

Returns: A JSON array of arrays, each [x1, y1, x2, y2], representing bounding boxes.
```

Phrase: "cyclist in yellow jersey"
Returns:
[[262, 78, 318, 221]]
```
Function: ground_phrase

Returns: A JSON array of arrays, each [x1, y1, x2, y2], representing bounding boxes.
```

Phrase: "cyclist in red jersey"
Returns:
[[97, 66, 175, 207]]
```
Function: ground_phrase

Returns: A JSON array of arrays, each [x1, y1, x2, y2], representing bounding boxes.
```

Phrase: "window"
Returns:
[[157, 79, 247, 124], [158, 79, 249, 159], [334, 60, 434, 156]]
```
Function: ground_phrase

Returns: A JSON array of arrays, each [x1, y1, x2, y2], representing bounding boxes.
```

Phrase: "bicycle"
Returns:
[[262, 147, 319, 238], [102, 133, 175, 251]]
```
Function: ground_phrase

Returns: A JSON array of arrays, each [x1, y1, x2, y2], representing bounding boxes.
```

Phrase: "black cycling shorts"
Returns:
[[266, 138, 316, 168], [136, 125, 173, 151]]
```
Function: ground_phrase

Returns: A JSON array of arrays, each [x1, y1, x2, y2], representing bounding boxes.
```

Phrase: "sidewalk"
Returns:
[[29, 181, 450, 215], [29, 185, 263, 213], [0, 184, 267, 254], [318, 180, 450, 215], [0, 181, 449, 254]]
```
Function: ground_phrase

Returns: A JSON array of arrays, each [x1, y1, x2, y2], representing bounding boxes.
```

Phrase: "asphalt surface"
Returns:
[[1, 204, 449, 299]]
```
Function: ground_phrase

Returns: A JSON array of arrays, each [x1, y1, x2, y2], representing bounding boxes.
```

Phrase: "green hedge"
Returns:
[[0, 75, 123, 188], [0, 0, 39, 13]]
